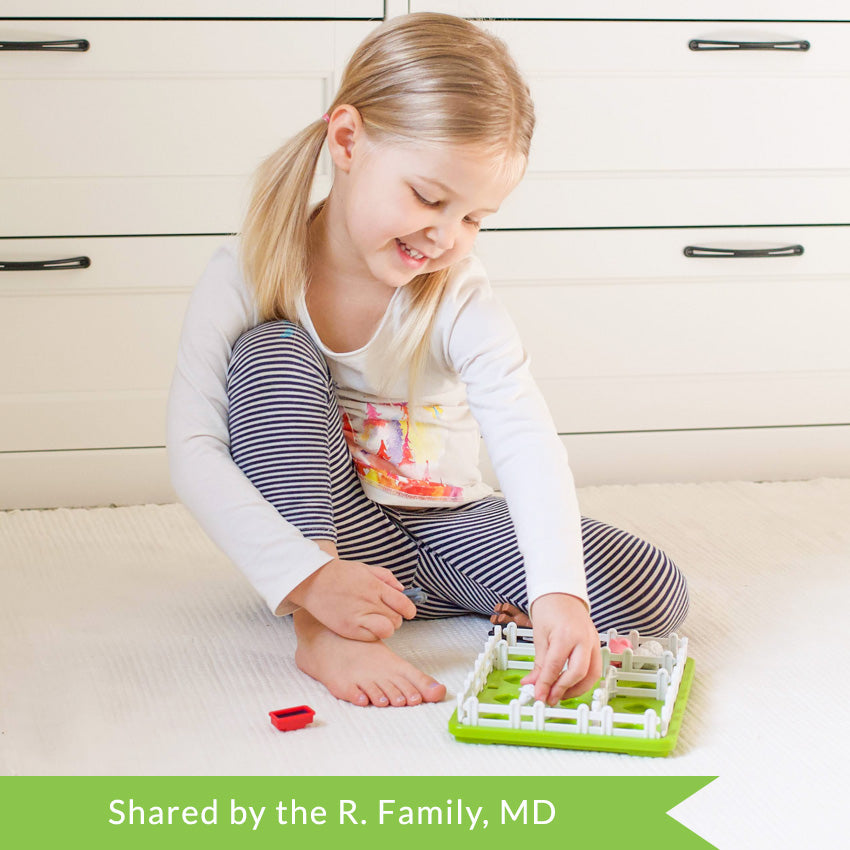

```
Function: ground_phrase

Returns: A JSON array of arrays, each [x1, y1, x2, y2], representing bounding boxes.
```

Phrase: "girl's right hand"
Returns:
[[288, 558, 417, 641]]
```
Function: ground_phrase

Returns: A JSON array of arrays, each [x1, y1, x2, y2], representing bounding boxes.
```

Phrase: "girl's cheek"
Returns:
[[435, 245, 464, 270], [458, 232, 478, 257]]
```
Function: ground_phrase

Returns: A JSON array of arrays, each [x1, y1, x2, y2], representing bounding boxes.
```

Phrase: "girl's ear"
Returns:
[[326, 104, 364, 173]]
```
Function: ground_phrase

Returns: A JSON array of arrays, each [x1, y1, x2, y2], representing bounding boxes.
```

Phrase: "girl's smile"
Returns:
[[395, 237, 429, 268]]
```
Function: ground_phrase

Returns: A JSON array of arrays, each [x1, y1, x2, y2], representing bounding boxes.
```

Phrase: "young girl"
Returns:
[[167, 13, 688, 710]]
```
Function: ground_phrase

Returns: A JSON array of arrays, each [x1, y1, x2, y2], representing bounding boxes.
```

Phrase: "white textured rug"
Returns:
[[2, 479, 848, 848]]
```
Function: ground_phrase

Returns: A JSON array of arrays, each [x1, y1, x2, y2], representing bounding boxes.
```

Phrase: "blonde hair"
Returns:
[[240, 12, 535, 394]]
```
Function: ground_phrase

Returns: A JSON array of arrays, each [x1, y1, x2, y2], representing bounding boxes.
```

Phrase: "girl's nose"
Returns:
[[425, 221, 459, 252]]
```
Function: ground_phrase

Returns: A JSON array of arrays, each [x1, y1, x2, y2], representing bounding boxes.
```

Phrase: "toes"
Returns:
[[393, 679, 420, 706], [490, 602, 532, 628], [401, 673, 446, 704], [422, 681, 447, 703], [332, 684, 369, 707], [362, 682, 391, 707], [353, 666, 446, 708], [380, 680, 407, 707]]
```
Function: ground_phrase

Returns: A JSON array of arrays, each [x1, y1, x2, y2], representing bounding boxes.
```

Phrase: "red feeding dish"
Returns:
[[269, 705, 315, 731]]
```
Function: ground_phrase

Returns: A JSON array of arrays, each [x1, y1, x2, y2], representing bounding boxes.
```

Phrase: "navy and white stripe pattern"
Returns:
[[227, 320, 689, 635]]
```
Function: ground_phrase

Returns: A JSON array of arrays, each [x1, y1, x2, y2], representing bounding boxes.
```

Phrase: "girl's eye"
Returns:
[[412, 188, 439, 207], [412, 187, 481, 228]]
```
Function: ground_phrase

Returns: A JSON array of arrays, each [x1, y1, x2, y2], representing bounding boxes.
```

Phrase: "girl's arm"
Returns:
[[166, 241, 335, 614], [444, 257, 599, 702], [169, 243, 414, 636], [444, 259, 588, 609]]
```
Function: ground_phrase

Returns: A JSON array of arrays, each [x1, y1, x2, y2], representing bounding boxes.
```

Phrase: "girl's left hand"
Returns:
[[522, 593, 602, 706]]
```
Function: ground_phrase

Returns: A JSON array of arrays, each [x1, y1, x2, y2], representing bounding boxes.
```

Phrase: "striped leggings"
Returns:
[[227, 321, 689, 636]]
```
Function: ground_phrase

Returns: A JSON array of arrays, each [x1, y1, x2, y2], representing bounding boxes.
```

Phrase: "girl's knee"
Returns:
[[589, 533, 690, 637], [651, 549, 690, 636], [228, 320, 329, 391], [621, 542, 689, 637]]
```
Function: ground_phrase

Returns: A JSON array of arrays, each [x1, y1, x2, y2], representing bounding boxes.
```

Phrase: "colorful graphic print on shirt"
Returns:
[[340, 401, 464, 500]]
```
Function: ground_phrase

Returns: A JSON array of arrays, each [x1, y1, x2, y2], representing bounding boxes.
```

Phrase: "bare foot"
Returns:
[[293, 609, 446, 707], [490, 602, 532, 628]]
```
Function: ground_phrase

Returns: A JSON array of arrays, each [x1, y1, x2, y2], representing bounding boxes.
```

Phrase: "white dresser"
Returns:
[[0, 2, 379, 508], [2, 0, 848, 507]]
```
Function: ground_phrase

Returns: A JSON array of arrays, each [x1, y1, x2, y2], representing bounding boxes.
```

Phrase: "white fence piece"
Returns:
[[456, 627, 688, 742]]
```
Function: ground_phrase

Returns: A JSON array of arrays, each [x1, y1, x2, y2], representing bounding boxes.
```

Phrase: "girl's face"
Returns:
[[324, 109, 522, 292]]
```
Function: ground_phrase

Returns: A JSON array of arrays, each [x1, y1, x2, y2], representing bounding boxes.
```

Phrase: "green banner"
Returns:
[[0, 776, 716, 849]]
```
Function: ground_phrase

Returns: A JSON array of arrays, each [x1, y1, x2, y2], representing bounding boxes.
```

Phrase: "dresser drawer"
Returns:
[[477, 227, 850, 432], [412, 1, 846, 18], [0, 19, 375, 236], [2, 1, 383, 19], [0, 236, 224, 451], [470, 19, 850, 228]]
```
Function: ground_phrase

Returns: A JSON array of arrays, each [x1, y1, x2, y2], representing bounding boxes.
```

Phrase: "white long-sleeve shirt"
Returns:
[[167, 238, 588, 615]]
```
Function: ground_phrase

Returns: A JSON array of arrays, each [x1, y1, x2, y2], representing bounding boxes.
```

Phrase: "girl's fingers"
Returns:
[[520, 665, 540, 686], [531, 636, 592, 705], [366, 564, 416, 618], [562, 642, 590, 688], [551, 639, 605, 703], [368, 564, 405, 591], [523, 641, 600, 704], [536, 657, 566, 703], [553, 662, 603, 702], [547, 643, 589, 704], [380, 585, 417, 620], [527, 635, 560, 702], [358, 612, 396, 641]]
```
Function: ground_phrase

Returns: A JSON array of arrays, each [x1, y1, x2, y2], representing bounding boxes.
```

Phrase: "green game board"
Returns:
[[448, 629, 694, 757]]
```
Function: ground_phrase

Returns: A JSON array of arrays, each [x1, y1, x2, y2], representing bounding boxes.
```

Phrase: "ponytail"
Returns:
[[240, 118, 328, 323]]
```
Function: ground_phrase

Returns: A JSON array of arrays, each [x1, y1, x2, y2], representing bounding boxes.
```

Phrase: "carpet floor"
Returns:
[[2, 478, 848, 847]]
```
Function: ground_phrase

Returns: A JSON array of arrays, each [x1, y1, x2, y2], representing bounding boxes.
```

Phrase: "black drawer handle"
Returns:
[[689, 39, 810, 51], [684, 245, 804, 258], [0, 256, 91, 271], [0, 39, 90, 51]]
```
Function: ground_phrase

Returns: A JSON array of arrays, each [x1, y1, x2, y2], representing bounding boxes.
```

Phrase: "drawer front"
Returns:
[[477, 227, 850, 432], [411, 1, 847, 19], [1, 1, 384, 18], [7, 230, 843, 448], [479, 426, 850, 488], [472, 19, 850, 227], [0, 236, 224, 451], [0, 20, 376, 236]]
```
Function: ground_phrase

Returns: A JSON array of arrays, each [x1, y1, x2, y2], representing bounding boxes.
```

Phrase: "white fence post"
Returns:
[[577, 703, 590, 734], [644, 708, 659, 738], [509, 699, 521, 729], [656, 667, 670, 700], [533, 700, 546, 731]]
